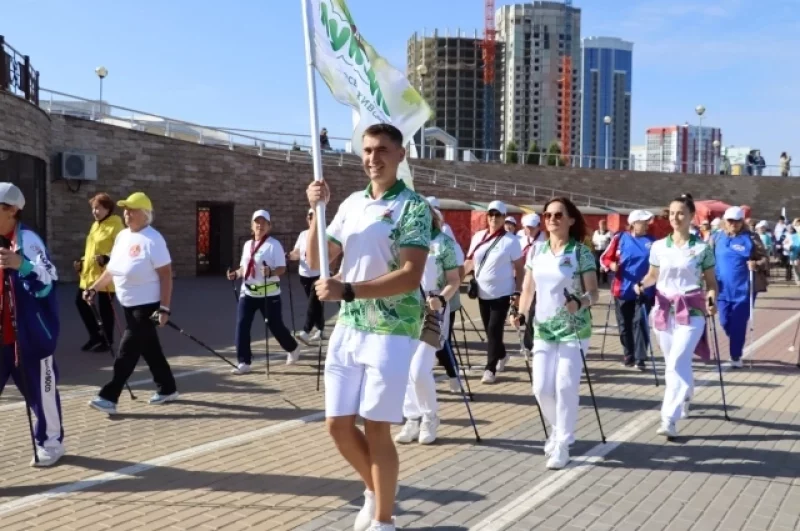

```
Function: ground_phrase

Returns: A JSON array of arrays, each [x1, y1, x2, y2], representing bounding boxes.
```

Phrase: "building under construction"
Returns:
[[497, 1, 582, 159], [406, 29, 504, 160]]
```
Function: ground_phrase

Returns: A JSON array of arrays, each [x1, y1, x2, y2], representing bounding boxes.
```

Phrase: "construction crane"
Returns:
[[482, 0, 496, 162], [560, 0, 573, 162]]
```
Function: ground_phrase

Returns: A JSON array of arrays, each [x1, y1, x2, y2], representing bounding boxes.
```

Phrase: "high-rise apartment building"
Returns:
[[580, 37, 633, 169], [407, 29, 504, 159], [496, 1, 582, 158], [645, 125, 723, 174]]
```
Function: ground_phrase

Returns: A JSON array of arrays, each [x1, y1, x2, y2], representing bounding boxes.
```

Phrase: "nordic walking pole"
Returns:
[[88, 302, 136, 400], [262, 261, 270, 378], [227, 266, 239, 304], [459, 307, 473, 368], [443, 338, 480, 443], [449, 326, 473, 401], [708, 299, 731, 421], [564, 289, 606, 443], [4, 262, 39, 464], [461, 306, 485, 342], [748, 270, 755, 369], [509, 306, 549, 440], [598, 300, 611, 361], [157, 317, 239, 370], [639, 298, 659, 387]]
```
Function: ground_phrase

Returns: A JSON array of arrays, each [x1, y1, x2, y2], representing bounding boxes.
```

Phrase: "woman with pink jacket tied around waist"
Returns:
[[635, 193, 719, 439]]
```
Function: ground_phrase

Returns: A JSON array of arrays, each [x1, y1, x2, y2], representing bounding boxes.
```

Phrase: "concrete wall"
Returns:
[[0, 91, 51, 159]]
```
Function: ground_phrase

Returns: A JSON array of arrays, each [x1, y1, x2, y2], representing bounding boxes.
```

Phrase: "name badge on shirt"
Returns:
[[560, 256, 573, 268]]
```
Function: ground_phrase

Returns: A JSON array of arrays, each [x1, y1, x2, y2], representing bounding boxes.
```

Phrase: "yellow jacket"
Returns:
[[79, 215, 124, 289]]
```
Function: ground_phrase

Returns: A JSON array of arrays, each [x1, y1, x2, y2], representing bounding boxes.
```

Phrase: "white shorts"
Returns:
[[324, 324, 416, 424]]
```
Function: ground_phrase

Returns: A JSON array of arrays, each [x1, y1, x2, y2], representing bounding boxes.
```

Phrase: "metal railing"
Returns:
[[0, 35, 39, 105], [38, 88, 645, 210]]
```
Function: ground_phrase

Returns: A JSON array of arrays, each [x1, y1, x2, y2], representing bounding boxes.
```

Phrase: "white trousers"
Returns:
[[532, 339, 588, 444], [402, 341, 439, 420], [655, 314, 706, 423]]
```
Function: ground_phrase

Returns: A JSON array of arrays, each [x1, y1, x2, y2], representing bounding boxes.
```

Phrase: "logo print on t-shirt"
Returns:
[[377, 208, 394, 224], [129, 244, 141, 257], [732, 244, 746, 252], [560, 257, 573, 268]]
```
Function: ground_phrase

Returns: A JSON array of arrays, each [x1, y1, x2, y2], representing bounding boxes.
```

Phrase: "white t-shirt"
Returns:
[[519, 230, 546, 261], [468, 229, 522, 299], [442, 223, 465, 265], [239, 237, 286, 298], [649, 234, 715, 297], [106, 226, 171, 307], [294, 229, 320, 278], [592, 230, 612, 251]]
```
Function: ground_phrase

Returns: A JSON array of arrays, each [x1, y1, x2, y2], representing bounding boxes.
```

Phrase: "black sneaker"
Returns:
[[622, 358, 635, 367], [90, 342, 111, 353], [636, 360, 647, 371], [81, 339, 101, 351]]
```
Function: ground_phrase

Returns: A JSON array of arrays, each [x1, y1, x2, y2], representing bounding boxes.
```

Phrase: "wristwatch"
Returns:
[[158, 306, 171, 315], [342, 283, 356, 303], [436, 294, 446, 307]]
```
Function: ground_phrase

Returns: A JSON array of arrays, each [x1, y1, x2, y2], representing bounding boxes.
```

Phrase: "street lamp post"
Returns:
[[695, 104, 706, 174], [95, 66, 108, 120], [713, 139, 721, 174], [416, 64, 428, 159], [603, 115, 612, 170]]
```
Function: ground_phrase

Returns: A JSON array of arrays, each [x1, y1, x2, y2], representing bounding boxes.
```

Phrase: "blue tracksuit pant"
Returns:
[[717, 295, 756, 361], [0, 344, 64, 449]]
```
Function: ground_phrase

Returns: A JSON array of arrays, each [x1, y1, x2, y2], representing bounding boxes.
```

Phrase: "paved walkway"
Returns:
[[1, 277, 799, 531]]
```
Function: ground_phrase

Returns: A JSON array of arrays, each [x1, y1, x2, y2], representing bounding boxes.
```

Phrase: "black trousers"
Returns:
[[614, 296, 654, 363], [76, 288, 115, 344], [99, 302, 176, 403], [299, 275, 325, 333], [593, 251, 608, 284], [235, 294, 299, 365], [436, 309, 457, 377], [478, 296, 511, 373]]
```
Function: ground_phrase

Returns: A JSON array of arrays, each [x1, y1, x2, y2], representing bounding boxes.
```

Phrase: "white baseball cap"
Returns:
[[487, 200, 507, 215], [628, 210, 654, 224], [252, 209, 271, 222], [504, 216, 517, 225], [756, 220, 769, 229], [522, 213, 541, 228], [426, 196, 440, 209], [724, 206, 744, 221], [711, 218, 722, 227], [0, 183, 25, 209]]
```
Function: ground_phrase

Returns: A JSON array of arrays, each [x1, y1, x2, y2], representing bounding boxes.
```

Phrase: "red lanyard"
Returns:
[[245, 236, 268, 279], [468, 228, 505, 260]]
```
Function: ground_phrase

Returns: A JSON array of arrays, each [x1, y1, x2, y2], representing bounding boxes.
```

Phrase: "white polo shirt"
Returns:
[[106, 226, 171, 308], [468, 229, 522, 300], [526, 239, 595, 341], [294, 229, 320, 278], [649, 234, 715, 298], [441, 223, 465, 312], [327, 179, 432, 339], [421, 230, 460, 294], [239, 236, 286, 297]]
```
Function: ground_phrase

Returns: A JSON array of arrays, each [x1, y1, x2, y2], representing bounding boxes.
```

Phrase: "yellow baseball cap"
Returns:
[[117, 192, 153, 210]]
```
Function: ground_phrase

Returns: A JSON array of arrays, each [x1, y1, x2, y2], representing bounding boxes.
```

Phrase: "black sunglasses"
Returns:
[[543, 211, 565, 221], [487, 210, 503, 218]]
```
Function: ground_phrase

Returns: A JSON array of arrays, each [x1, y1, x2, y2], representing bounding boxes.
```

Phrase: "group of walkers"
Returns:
[[1, 121, 781, 530]]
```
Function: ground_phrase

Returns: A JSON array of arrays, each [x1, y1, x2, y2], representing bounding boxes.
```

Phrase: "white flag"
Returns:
[[308, 0, 431, 189]]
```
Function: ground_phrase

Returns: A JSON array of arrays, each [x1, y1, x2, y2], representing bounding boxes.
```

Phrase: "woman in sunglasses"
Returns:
[[634, 193, 718, 439], [511, 197, 598, 470], [465, 201, 524, 384]]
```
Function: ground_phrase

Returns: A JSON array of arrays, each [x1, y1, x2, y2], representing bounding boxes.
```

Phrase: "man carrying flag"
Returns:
[[306, 124, 431, 531]]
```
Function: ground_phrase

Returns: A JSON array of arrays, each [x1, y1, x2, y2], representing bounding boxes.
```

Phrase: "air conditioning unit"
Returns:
[[57, 151, 97, 181]]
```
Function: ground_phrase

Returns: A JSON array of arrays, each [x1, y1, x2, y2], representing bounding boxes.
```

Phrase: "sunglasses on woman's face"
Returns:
[[543, 211, 565, 221], [487, 210, 502, 218]]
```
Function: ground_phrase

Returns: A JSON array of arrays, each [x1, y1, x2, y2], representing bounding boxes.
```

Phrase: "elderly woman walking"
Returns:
[[75, 193, 124, 352], [85, 192, 178, 414]]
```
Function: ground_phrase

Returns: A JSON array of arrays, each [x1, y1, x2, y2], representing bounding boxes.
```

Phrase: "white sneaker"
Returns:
[[481, 370, 496, 384], [497, 356, 508, 372], [657, 420, 678, 438], [296, 331, 312, 346], [353, 490, 376, 531], [286, 349, 300, 366], [310, 330, 322, 341], [546, 442, 570, 470], [543, 433, 557, 456], [448, 377, 460, 394], [394, 419, 420, 444], [728, 359, 744, 369], [149, 391, 180, 405], [231, 363, 251, 375], [366, 520, 396, 531], [30, 445, 65, 467], [681, 400, 691, 419], [419, 415, 439, 445]]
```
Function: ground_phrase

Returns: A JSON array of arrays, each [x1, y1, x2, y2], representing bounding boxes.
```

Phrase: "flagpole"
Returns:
[[301, 0, 331, 279]]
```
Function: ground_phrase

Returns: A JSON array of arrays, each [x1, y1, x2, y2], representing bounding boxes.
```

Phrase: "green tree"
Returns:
[[505, 141, 519, 164], [546, 141, 562, 166], [526, 141, 541, 165]]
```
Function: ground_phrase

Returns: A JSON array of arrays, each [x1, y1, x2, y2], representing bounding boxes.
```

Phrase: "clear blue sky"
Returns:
[[5, 0, 798, 162]]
